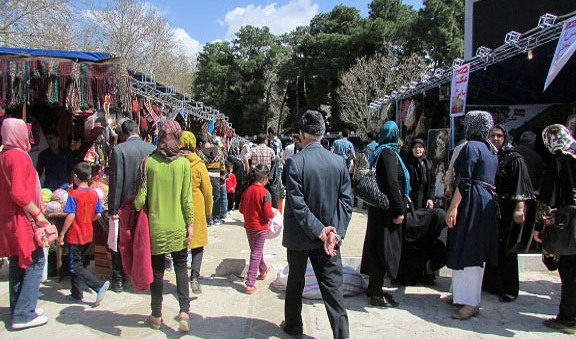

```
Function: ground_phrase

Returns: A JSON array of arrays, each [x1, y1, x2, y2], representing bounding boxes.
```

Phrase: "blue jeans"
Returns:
[[211, 178, 222, 222], [220, 183, 228, 218], [9, 247, 45, 324]]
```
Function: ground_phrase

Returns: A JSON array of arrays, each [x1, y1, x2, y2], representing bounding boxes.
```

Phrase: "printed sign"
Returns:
[[449, 64, 470, 117], [544, 15, 576, 91]]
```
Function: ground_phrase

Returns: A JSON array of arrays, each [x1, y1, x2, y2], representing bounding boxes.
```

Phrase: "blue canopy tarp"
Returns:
[[0, 47, 112, 62]]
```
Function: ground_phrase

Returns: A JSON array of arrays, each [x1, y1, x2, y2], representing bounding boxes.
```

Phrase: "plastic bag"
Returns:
[[266, 207, 283, 239], [271, 262, 367, 299]]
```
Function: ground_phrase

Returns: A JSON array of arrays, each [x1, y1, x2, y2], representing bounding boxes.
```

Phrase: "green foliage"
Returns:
[[193, 0, 465, 136], [412, 0, 465, 67]]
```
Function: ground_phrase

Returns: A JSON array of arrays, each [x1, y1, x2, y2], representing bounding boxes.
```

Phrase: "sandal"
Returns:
[[245, 285, 257, 295], [451, 305, 479, 320], [178, 313, 190, 332], [257, 266, 272, 280], [145, 316, 162, 330]]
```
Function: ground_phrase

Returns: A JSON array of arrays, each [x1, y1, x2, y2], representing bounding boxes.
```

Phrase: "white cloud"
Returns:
[[221, 0, 319, 40], [173, 28, 201, 58]]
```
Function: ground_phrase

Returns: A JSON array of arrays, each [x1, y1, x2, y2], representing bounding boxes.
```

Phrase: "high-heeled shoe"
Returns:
[[451, 305, 479, 320]]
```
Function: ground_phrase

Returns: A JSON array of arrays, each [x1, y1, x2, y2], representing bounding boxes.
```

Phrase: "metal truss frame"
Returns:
[[130, 72, 247, 142], [370, 11, 573, 107]]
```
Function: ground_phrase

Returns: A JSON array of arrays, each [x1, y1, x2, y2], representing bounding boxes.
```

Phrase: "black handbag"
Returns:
[[542, 160, 576, 255], [353, 152, 389, 210], [542, 205, 576, 255]]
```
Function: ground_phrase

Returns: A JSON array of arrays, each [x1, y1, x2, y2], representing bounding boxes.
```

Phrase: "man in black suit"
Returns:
[[281, 110, 353, 339], [108, 119, 155, 292]]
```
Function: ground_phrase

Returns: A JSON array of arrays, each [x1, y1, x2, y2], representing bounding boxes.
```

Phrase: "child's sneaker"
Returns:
[[245, 285, 257, 295], [95, 281, 110, 306], [213, 219, 223, 226]]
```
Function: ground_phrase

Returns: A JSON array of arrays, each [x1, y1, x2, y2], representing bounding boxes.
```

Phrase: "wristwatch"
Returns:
[[329, 231, 343, 248]]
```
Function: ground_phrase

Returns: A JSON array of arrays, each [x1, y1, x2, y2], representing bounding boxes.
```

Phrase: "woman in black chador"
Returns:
[[360, 121, 409, 308], [396, 138, 445, 286], [483, 124, 534, 302], [535, 124, 576, 335], [403, 138, 435, 210]]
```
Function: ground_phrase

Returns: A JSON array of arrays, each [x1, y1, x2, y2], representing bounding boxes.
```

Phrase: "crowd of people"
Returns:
[[0, 109, 574, 337]]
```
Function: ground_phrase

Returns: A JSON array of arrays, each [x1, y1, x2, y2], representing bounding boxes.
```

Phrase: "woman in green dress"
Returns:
[[135, 121, 194, 332]]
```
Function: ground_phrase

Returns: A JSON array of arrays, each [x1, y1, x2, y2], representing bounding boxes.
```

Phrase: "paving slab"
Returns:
[[0, 208, 568, 338]]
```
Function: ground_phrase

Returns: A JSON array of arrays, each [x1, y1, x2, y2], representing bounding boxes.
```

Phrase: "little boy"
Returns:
[[58, 162, 110, 305]]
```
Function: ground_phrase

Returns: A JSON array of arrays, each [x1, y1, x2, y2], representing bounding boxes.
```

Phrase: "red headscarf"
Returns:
[[1, 118, 31, 152], [157, 120, 182, 161]]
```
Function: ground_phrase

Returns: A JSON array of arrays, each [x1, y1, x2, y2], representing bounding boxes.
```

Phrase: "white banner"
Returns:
[[544, 15, 576, 91], [449, 64, 470, 117]]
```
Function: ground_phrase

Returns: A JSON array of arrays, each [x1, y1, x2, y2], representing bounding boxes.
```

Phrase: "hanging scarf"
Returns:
[[542, 124, 576, 159], [156, 120, 182, 161], [464, 110, 497, 154], [369, 121, 411, 198]]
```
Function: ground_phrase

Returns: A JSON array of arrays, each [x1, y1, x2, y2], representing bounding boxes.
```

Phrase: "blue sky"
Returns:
[[147, 0, 423, 57]]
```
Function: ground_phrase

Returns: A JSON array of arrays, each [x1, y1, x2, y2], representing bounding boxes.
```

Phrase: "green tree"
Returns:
[[412, 0, 465, 67], [368, 0, 418, 56], [338, 46, 426, 131], [194, 26, 281, 135]]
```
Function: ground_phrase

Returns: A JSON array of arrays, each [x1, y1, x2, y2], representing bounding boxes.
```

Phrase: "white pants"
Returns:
[[452, 265, 485, 307], [41, 247, 49, 282]]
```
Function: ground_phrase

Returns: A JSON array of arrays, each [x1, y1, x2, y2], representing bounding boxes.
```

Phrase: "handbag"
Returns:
[[541, 159, 576, 255], [542, 205, 576, 255], [0, 154, 58, 248], [33, 223, 59, 248], [353, 152, 389, 210]]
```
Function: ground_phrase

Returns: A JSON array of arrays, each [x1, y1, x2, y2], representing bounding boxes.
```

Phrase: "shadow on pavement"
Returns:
[[187, 311, 316, 339], [55, 305, 186, 337], [344, 275, 563, 337]]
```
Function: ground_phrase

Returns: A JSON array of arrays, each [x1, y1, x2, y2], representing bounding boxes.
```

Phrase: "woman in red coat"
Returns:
[[0, 118, 51, 330]]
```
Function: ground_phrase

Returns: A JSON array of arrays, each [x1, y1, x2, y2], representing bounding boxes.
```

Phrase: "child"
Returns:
[[239, 165, 275, 294], [226, 163, 237, 212], [58, 162, 110, 305], [434, 162, 446, 208]]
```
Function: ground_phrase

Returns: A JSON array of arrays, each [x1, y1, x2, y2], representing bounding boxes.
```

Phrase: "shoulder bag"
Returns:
[[542, 158, 576, 255], [0, 153, 58, 248], [353, 152, 389, 210]]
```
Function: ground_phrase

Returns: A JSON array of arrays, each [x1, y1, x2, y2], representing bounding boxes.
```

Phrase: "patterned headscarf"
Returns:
[[180, 131, 197, 151], [1, 118, 31, 152], [542, 124, 576, 158], [370, 121, 411, 198], [464, 110, 497, 154], [157, 120, 182, 161]]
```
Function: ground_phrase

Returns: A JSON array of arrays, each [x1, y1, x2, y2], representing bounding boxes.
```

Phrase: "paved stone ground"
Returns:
[[0, 208, 570, 338]]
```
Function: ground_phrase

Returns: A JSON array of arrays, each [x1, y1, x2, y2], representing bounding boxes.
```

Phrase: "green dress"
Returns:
[[135, 153, 194, 255]]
